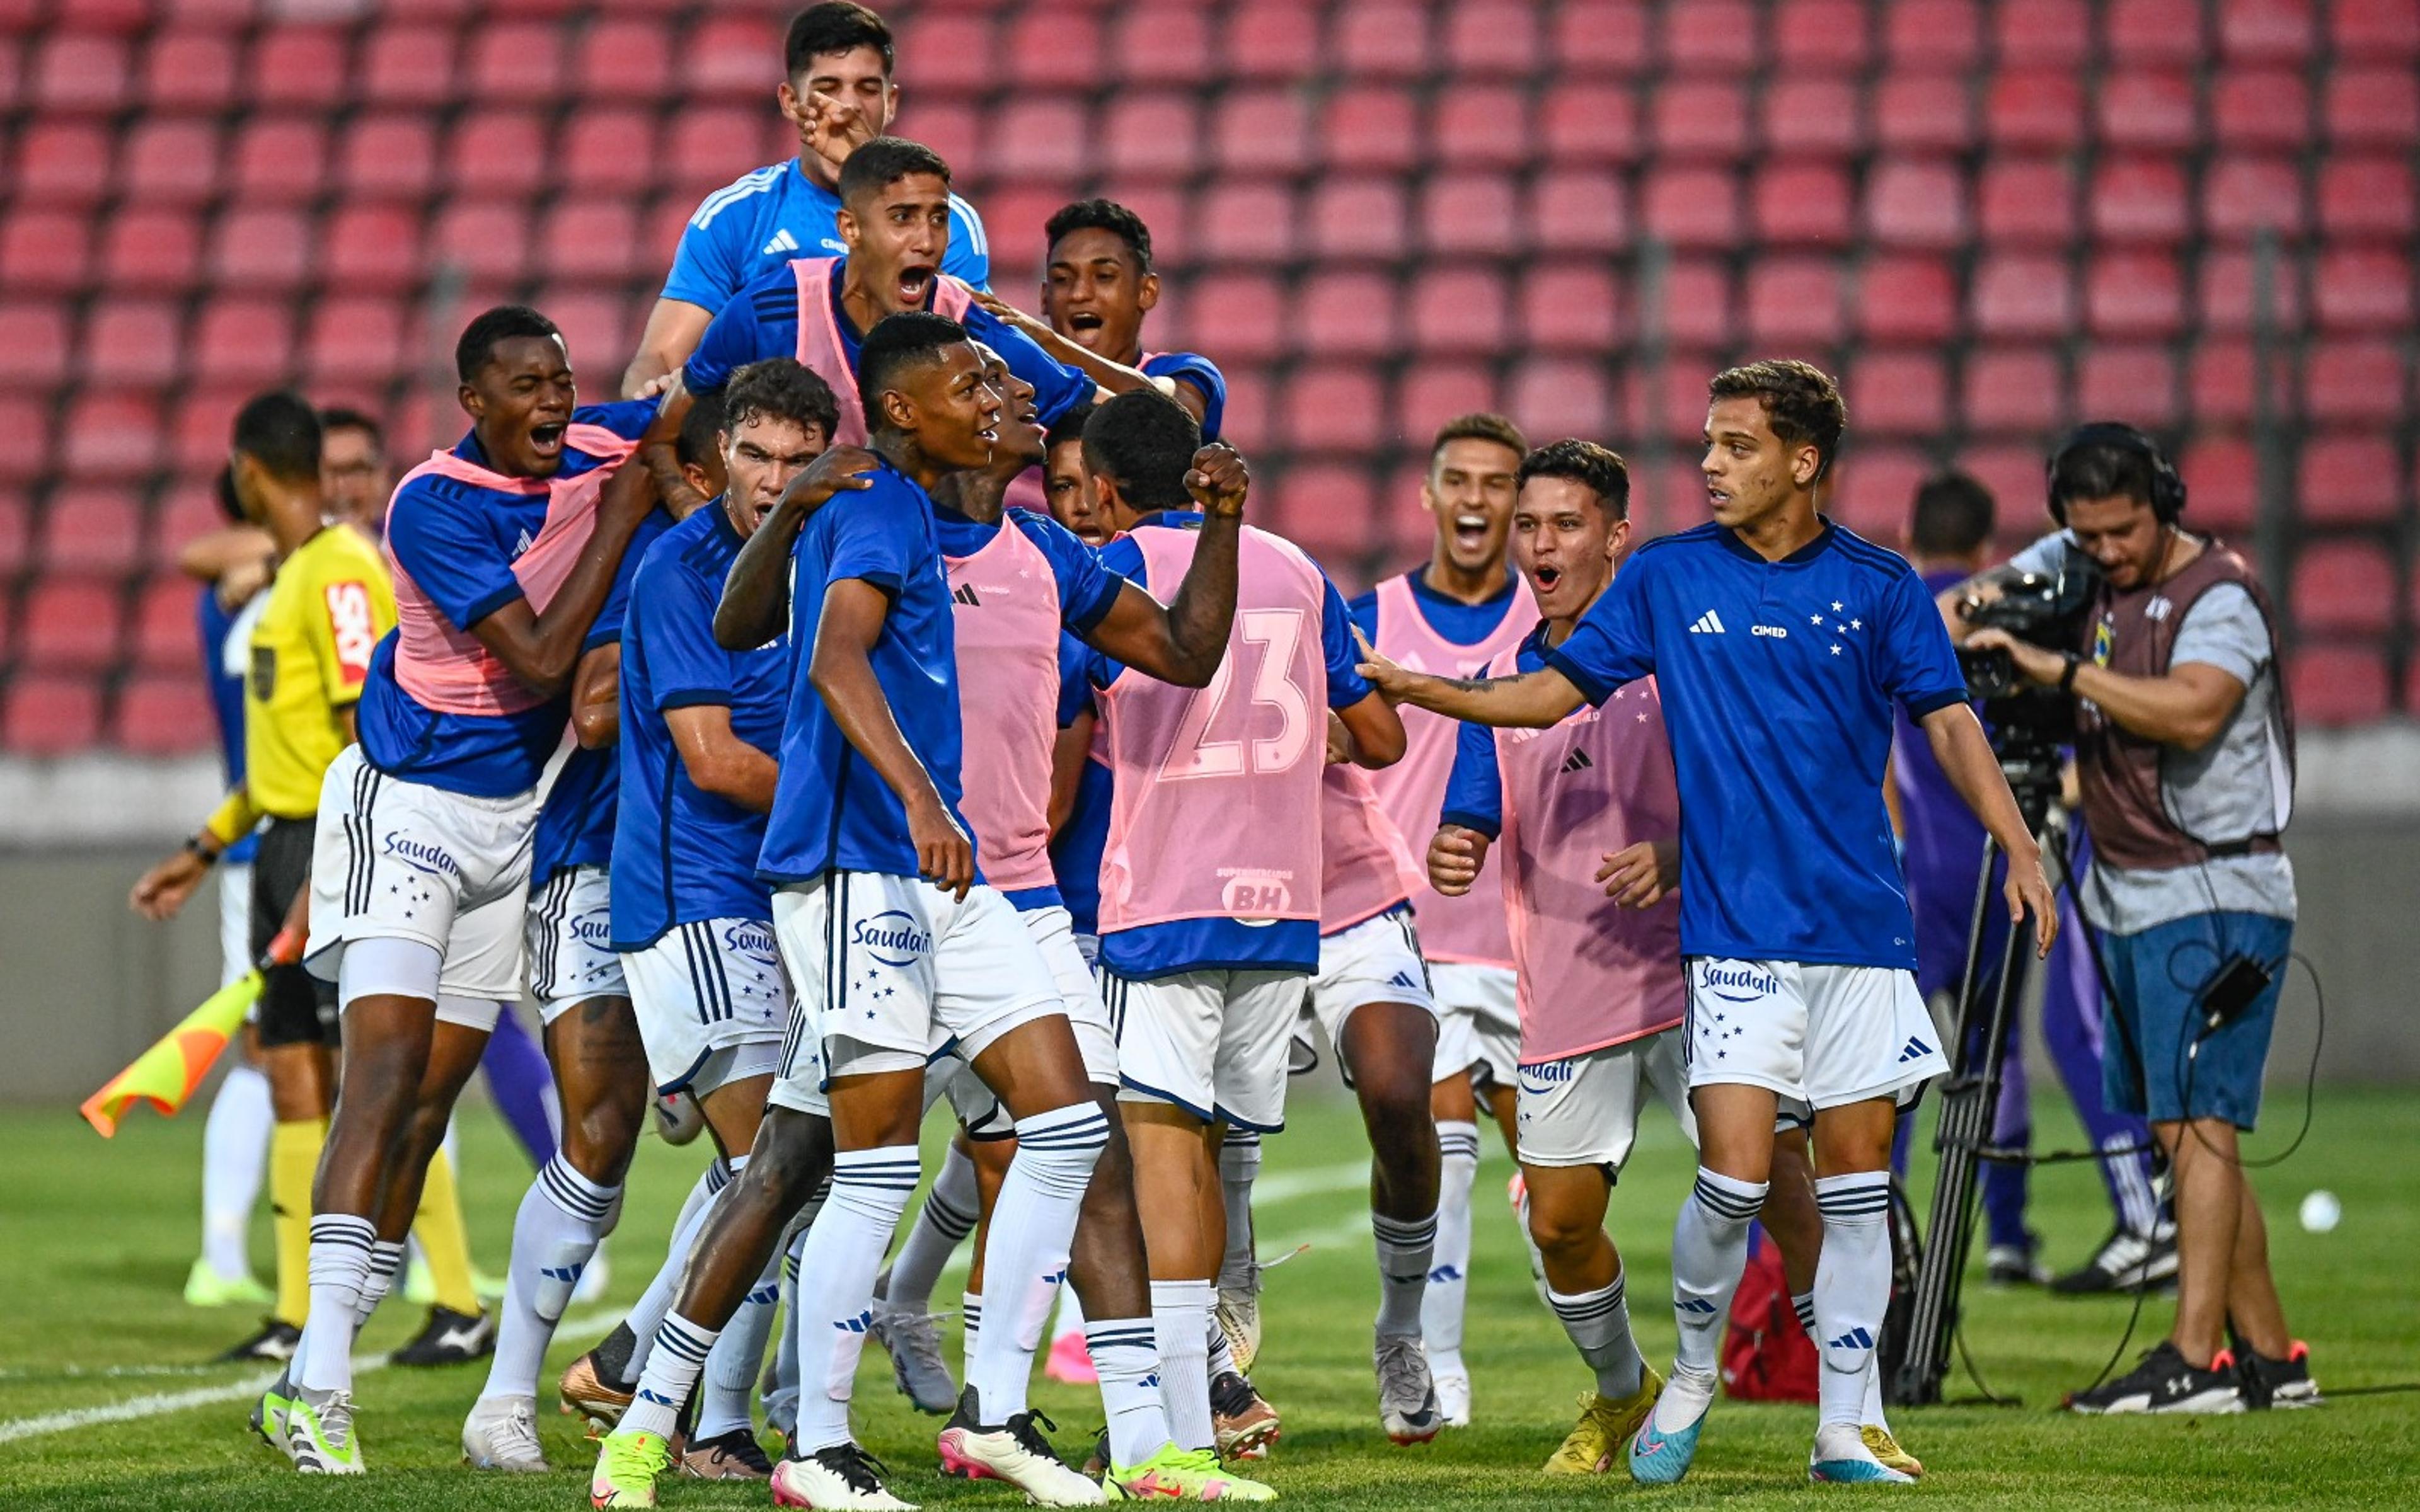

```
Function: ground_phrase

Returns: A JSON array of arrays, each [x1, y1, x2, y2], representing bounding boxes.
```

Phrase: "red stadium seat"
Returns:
[[1830, 447, 1930, 541], [1662, 0, 1760, 72], [2298, 435, 2400, 525], [993, 99, 1092, 182], [430, 200, 532, 284], [1182, 273, 1284, 362], [1553, 1, 1652, 76], [0, 303, 69, 391], [2090, 158, 2191, 244], [1323, 86, 1420, 174], [1855, 255, 1958, 342], [1761, 79, 1865, 157], [2291, 539, 2396, 635], [1310, 177, 1408, 261], [2210, 69, 2311, 152], [1223, 4, 1323, 84], [1192, 181, 1295, 265], [2324, 69, 2419, 148], [2198, 248, 2305, 333], [248, 27, 349, 111], [1265, 463, 1377, 567], [359, 25, 455, 109], [2098, 73, 2199, 152], [1509, 357, 1613, 439], [2, 673, 104, 753], [2182, 338, 2264, 427], [1995, 0, 2089, 67], [209, 207, 310, 292], [0, 491, 29, 576], [1972, 257, 2075, 340], [2303, 340, 2410, 427], [113, 672, 216, 755], [1114, 5, 1213, 86], [1954, 444, 2051, 526], [1005, 6, 1102, 91], [119, 117, 222, 205], [1103, 93, 1200, 180], [14, 122, 112, 204], [1875, 74, 1975, 155], [1332, 3, 1429, 81], [1540, 82, 1638, 164], [1640, 166, 1740, 249], [2313, 249, 2412, 331], [1095, 181, 1189, 265], [2202, 158, 2307, 241], [0, 397, 50, 482], [1745, 258, 1847, 348], [1979, 158, 2077, 246], [321, 205, 423, 294], [1443, 1, 1544, 74], [2, 210, 89, 295], [32, 30, 130, 113], [1886, 0, 1982, 69], [2218, 0, 2313, 63], [2318, 157, 2415, 241], [2174, 437, 2257, 532], [2106, 0, 2206, 66], [684, 13, 778, 97], [192, 297, 294, 386], [1276, 365, 1386, 455], [665, 110, 761, 197], [2290, 644, 2389, 725], [2086, 252, 2186, 338], [1433, 86, 1531, 169], [18, 578, 124, 670], [563, 110, 660, 197], [83, 300, 183, 389], [1639, 258, 1734, 348], [1962, 346, 2066, 434], [1773, 0, 1872, 69], [1212, 88, 1313, 176], [2076, 344, 2182, 428], [573, 20, 672, 100], [1420, 172, 1519, 257], [468, 21, 562, 103], [35, 487, 144, 576], [142, 30, 239, 112], [1409, 266, 1509, 357], [1519, 261, 1623, 353], [229, 116, 330, 205], [1985, 71, 2085, 151], [1294, 271, 1397, 359], [98, 208, 197, 295], [893, 11, 992, 95], [1846, 350, 1950, 437], [304, 295, 409, 386], [536, 290, 632, 377], [541, 202, 642, 284], [2330, 0, 2420, 57], [1864, 159, 1968, 248], [1751, 160, 1853, 246], [1652, 79, 1751, 161], [340, 112, 439, 202], [447, 111, 549, 200]]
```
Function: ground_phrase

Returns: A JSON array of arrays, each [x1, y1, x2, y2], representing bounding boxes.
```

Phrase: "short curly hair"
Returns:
[[1046, 198, 1154, 272], [1516, 439, 1630, 520], [722, 358, 841, 445], [1708, 358, 1847, 482]]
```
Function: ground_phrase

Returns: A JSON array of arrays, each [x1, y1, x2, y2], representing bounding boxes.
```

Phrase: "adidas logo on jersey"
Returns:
[[1689, 610, 1727, 634], [1898, 1035, 1935, 1063], [512, 527, 535, 558], [1560, 747, 1594, 774], [952, 583, 981, 606], [761, 229, 800, 256]]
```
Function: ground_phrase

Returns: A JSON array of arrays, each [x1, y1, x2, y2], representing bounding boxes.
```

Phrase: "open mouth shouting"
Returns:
[[896, 261, 938, 307], [527, 421, 567, 460], [1531, 563, 1565, 594], [1451, 512, 1492, 553]]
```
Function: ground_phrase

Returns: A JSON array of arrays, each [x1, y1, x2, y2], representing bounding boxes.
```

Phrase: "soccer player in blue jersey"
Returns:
[[260, 307, 676, 1475], [624, 2, 988, 394], [1358, 361, 2056, 1487]]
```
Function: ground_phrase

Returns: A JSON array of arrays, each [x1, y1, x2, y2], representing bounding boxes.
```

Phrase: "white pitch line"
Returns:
[[0, 1305, 623, 1446]]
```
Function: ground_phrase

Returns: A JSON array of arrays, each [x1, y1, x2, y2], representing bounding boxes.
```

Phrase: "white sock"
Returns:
[[621, 1311, 718, 1442], [200, 1062, 271, 1281], [1654, 1169, 1765, 1433], [1051, 1285, 1088, 1346], [618, 1160, 729, 1385], [960, 1290, 983, 1378], [1422, 1120, 1478, 1373], [698, 1249, 783, 1440], [1550, 1271, 1643, 1400], [1088, 1319, 1173, 1468], [887, 1140, 980, 1315], [356, 1239, 404, 1329], [1812, 1172, 1891, 1438], [1151, 1279, 1214, 1452], [295, 1214, 374, 1391], [1216, 1131, 1260, 1292], [790, 1146, 918, 1454], [478, 1155, 619, 1400], [1206, 1314, 1236, 1380], [764, 1206, 818, 1436], [1797, 1289, 1893, 1431], [1371, 1208, 1437, 1339], [965, 1102, 1108, 1421]]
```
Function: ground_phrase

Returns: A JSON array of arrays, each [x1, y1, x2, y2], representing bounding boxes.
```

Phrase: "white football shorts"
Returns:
[[1107, 966, 1308, 1133], [1431, 960, 1521, 1092], [1685, 957, 1949, 1120], [621, 917, 791, 1097], [524, 863, 626, 1022], [1516, 1028, 1693, 1171]]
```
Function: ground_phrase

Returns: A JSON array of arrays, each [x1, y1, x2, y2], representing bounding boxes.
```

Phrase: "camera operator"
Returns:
[[1948, 424, 2315, 1415]]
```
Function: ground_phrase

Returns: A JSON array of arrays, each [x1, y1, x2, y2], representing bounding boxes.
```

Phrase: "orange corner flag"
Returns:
[[80, 971, 262, 1137]]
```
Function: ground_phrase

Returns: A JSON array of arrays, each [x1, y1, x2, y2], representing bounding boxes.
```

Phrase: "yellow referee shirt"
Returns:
[[245, 524, 396, 820]]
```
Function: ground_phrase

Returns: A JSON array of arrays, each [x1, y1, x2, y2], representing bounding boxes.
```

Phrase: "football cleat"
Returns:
[[589, 1427, 671, 1508], [681, 1427, 776, 1479], [219, 1317, 302, 1364], [870, 1302, 958, 1415], [390, 1305, 493, 1366], [1107, 1443, 1278, 1501], [2067, 1341, 2245, 1414], [771, 1442, 918, 1511], [1861, 1424, 1924, 1478], [184, 1257, 272, 1309], [1626, 1368, 1708, 1486], [1431, 1365, 1472, 1428], [1544, 1365, 1663, 1476], [1046, 1327, 1099, 1385], [1211, 1371, 1281, 1461], [560, 1344, 637, 1435], [462, 1392, 549, 1472], [2051, 1222, 2179, 1295], [936, 1389, 1102, 1505], [281, 1384, 364, 1475], [1373, 1334, 1442, 1445], [1215, 1281, 1262, 1377]]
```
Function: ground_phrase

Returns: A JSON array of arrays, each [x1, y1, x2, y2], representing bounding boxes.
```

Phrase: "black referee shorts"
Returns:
[[250, 816, 337, 1049]]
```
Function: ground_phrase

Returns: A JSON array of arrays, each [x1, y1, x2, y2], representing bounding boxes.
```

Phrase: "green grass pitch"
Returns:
[[3, 1086, 2415, 1509]]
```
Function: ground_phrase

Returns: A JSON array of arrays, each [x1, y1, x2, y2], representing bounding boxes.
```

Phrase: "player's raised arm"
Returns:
[[1356, 625, 1586, 730], [1076, 442, 1248, 688], [971, 289, 1178, 406], [714, 444, 877, 649], [809, 576, 973, 898]]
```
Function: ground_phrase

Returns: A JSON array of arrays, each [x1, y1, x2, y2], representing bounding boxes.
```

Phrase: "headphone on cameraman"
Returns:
[[2045, 422, 2187, 526]]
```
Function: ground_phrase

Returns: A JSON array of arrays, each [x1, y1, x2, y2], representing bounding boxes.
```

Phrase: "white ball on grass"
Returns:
[[2298, 1189, 2341, 1234]]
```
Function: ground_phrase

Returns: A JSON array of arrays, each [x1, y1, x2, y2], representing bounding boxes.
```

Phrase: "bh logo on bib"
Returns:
[[853, 911, 933, 968], [1219, 869, 1293, 915]]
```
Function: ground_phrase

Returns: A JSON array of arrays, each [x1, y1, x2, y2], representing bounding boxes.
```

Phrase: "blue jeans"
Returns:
[[2100, 911, 2291, 1130]]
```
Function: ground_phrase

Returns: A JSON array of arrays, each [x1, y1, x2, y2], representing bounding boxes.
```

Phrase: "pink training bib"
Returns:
[[386, 425, 636, 718], [945, 518, 1069, 896], [1366, 573, 1535, 966], [790, 258, 976, 446], [1097, 524, 1328, 932], [1485, 644, 1685, 1063], [1320, 762, 1424, 933]]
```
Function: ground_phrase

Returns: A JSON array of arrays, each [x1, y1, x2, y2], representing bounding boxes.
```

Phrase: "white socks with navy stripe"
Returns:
[[618, 1157, 734, 1389], [1087, 1318, 1173, 1468], [295, 1213, 375, 1392], [965, 1102, 1111, 1423], [1151, 1278, 1216, 1452], [1655, 1167, 1767, 1433], [790, 1147, 920, 1455], [1372, 1209, 1439, 1339], [1422, 1120, 1480, 1375], [1551, 1269, 1644, 1400], [886, 1138, 981, 1317], [481, 1155, 621, 1403], [1812, 1172, 1893, 1436]]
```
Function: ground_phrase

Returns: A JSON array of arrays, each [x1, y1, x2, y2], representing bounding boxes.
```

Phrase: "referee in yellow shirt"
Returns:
[[132, 394, 487, 1365]]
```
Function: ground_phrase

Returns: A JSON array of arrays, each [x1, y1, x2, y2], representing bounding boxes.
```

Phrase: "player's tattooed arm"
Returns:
[[714, 446, 879, 650], [812, 580, 975, 898], [1354, 628, 1587, 729], [1081, 444, 1247, 688]]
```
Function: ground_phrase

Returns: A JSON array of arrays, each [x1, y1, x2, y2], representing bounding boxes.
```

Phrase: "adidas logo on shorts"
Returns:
[[1898, 1035, 1935, 1062]]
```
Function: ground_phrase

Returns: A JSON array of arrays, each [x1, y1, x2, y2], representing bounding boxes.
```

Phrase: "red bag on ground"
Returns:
[[1720, 1223, 1818, 1401]]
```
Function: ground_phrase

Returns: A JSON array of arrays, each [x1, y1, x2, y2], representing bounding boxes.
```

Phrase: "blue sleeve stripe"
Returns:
[[1540, 644, 1613, 706], [689, 166, 782, 231], [1438, 807, 1502, 841], [461, 581, 526, 629], [1903, 687, 1967, 720], [659, 689, 734, 711], [950, 195, 988, 258]]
